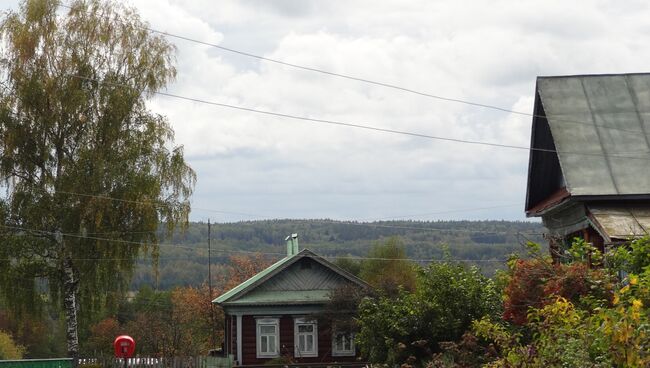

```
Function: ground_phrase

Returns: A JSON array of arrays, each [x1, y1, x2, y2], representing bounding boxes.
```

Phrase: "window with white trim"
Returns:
[[332, 331, 355, 356], [256, 318, 279, 358], [294, 317, 318, 357]]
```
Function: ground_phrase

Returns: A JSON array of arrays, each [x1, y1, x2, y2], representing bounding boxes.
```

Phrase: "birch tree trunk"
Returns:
[[63, 255, 80, 357]]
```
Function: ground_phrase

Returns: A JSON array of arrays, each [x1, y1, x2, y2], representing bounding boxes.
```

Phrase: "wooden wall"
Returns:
[[233, 314, 358, 366]]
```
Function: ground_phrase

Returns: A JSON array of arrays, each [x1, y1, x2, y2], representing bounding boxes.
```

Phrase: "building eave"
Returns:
[[526, 187, 571, 217]]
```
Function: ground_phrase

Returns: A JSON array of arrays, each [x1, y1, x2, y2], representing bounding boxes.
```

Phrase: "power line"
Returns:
[[0, 255, 509, 263], [353, 203, 521, 221], [56, 3, 647, 137], [0, 224, 521, 263], [52, 189, 544, 236], [56, 190, 260, 218], [67, 74, 650, 160], [292, 218, 544, 236]]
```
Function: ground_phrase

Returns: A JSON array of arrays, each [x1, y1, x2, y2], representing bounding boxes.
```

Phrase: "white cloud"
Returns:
[[10, 0, 650, 221]]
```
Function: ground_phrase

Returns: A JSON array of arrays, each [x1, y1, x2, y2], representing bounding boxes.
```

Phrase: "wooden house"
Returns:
[[526, 73, 650, 258], [213, 234, 370, 366]]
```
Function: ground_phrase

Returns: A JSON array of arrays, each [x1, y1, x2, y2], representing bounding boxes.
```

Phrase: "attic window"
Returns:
[[301, 260, 311, 270]]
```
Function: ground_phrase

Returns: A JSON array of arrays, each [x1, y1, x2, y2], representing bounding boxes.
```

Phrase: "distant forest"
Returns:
[[131, 219, 547, 290]]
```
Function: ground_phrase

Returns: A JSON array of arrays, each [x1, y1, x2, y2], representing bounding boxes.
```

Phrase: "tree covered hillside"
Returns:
[[132, 219, 546, 290]]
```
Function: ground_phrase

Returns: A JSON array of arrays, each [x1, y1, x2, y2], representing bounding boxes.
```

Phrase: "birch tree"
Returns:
[[0, 0, 195, 357]]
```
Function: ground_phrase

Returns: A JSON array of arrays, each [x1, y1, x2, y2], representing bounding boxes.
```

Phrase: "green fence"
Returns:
[[0, 359, 73, 368]]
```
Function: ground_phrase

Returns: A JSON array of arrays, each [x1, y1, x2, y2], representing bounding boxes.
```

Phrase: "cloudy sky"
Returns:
[[9, 0, 650, 222]]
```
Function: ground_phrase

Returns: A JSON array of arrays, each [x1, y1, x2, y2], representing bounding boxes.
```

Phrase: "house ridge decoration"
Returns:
[[213, 234, 370, 366], [525, 72, 650, 257]]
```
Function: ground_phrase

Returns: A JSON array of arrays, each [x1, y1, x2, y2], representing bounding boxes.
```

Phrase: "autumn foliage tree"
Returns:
[[83, 254, 271, 357], [503, 243, 614, 325], [218, 253, 271, 291], [84, 317, 122, 356], [170, 285, 220, 356], [0, 0, 194, 357]]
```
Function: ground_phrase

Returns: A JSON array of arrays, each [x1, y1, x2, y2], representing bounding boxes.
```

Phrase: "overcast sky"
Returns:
[[8, 0, 650, 222]]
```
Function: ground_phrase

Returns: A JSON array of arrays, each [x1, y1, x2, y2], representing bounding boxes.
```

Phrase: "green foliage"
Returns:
[[567, 237, 603, 265], [607, 236, 650, 275], [334, 257, 361, 277], [356, 261, 500, 366], [359, 237, 418, 295], [0, 330, 25, 359]]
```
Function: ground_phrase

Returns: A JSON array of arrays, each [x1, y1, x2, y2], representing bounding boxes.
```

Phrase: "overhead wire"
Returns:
[[52, 189, 544, 236], [66, 74, 650, 160], [0, 224, 516, 263], [352, 203, 522, 221], [55, 3, 650, 137]]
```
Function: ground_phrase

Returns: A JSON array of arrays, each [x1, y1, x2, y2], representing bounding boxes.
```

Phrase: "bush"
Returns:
[[0, 330, 25, 360], [503, 255, 614, 324], [356, 262, 500, 365]]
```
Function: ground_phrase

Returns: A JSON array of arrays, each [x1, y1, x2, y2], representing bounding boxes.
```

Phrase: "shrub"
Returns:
[[0, 330, 25, 360], [357, 262, 500, 365]]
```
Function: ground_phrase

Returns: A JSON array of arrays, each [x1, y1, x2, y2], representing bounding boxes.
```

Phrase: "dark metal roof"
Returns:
[[526, 73, 650, 213]]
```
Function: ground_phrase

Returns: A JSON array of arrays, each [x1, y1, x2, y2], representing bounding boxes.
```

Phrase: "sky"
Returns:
[[7, 0, 650, 222]]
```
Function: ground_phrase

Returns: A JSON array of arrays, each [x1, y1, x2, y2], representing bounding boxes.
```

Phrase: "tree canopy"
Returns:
[[356, 261, 501, 365], [0, 0, 195, 356], [359, 237, 418, 295]]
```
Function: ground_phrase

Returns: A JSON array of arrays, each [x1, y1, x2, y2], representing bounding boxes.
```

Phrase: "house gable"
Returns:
[[215, 249, 368, 307], [256, 257, 352, 292], [525, 88, 565, 214]]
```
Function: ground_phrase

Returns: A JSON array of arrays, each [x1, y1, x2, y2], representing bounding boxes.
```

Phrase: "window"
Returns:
[[256, 318, 279, 358], [294, 317, 318, 357], [332, 331, 355, 356]]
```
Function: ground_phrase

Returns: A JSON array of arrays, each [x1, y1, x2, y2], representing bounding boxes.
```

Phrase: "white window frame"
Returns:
[[332, 330, 355, 357], [293, 317, 318, 357], [256, 317, 280, 358]]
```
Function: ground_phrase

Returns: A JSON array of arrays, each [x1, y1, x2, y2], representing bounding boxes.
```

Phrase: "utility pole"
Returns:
[[208, 219, 217, 347], [208, 219, 212, 298]]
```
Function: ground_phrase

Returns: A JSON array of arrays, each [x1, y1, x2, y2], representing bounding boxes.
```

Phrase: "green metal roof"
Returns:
[[224, 290, 332, 305], [212, 253, 296, 304], [212, 248, 369, 306]]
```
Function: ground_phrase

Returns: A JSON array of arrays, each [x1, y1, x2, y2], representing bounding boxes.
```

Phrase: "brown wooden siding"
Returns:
[[229, 315, 235, 356], [233, 314, 358, 366]]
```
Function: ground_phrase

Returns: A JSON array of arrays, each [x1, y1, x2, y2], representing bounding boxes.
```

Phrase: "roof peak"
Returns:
[[537, 71, 650, 80], [213, 247, 369, 305]]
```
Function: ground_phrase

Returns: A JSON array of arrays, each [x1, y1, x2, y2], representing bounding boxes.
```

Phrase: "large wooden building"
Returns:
[[525, 73, 650, 258], [213, 234, 369, 366]]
